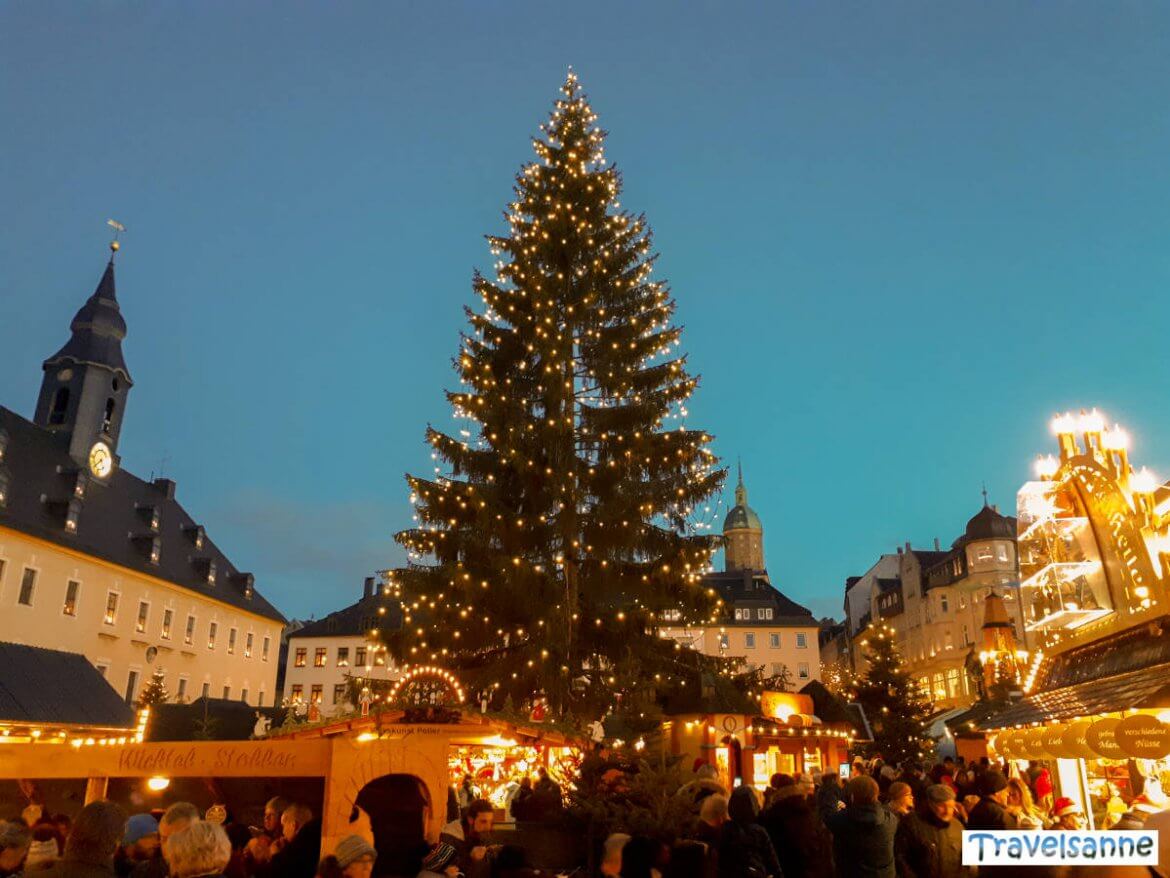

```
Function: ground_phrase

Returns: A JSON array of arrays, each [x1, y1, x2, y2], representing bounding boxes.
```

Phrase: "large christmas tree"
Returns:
[[392, 72, 725, 718], [851, 622, 934, 765]]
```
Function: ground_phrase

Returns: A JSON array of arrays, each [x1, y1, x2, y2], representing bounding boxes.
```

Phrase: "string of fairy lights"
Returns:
[[388, 71, 744, 709]]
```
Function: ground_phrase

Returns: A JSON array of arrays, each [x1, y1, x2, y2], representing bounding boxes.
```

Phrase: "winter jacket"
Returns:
[[39, 858, 117, 878], [267, 820, 321, 878], [759, 791, 834, 878], [965, 797, 1017, 831], [894, 810, 970, 878], [827, 803, 899, 878]]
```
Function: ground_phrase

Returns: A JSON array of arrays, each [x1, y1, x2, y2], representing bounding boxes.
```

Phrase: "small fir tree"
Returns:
[[391, 71, 724, 719], [850, 623, 933, 764], [136, 669, 169, 709]]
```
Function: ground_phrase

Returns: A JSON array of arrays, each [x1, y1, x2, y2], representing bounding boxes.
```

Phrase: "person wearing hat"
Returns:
[[894, 784, 971, 878], [1050, 797, 1084, 831], [314, 837, 376, 878], [759, 775, 834, 878], [415, 843, 459, 878], [115, 816, 159, 878], [965, 770, 1018, 831]]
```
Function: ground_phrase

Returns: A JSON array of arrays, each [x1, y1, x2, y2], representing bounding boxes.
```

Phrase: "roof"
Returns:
[[291, 591, 403, 639], [722, 463, 762, 532], [146, 698, 285, 741], [0, 407, 285, 623], [703, 569, 817, 627], [0, 641, 136, 729], [959, 504, 1016, 545], [43, 260, 131, 381]]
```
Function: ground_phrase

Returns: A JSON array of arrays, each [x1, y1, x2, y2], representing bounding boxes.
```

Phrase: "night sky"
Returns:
[[3, 2, 1169, 621]]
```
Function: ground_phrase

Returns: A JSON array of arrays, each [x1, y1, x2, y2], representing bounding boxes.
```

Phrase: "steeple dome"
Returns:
[[722, 460, 765, 571], [43, 258, 132, 382]]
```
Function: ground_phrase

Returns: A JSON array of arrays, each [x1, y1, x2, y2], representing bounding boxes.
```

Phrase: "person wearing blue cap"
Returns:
[[115, 816, 159, 878]]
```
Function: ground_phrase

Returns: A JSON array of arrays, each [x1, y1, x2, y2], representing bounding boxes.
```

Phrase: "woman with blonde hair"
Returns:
[[166, 822, 231, 878], [1005, 776, 1045, 829]]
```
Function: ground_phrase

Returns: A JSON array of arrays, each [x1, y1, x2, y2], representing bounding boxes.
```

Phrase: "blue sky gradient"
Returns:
[[3, 2, 1169, 620]]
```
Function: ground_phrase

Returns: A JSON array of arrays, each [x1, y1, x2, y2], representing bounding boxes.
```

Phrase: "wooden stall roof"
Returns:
[[268, 709, 583, 748]]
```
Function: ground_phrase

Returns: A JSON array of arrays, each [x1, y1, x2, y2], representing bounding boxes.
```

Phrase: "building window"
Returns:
[[940, 594, 949, 614], [310, 684, 323, 704], [136, 601, 149, 633], [161, 608, 173, 639], [222, 685, 230, 700], [227, 628, 237, 655], [177, 678, 188, 701], [374, 650, 386, 667], [95, 664, 108, 677], [771, 663, 785, 676], [290, 684, 303, 702], [125, 670, 139, 704], [798, 663, 810, 679], [208, 622, 218, 650], [718, 634, 729, 650], [314, 648, 327, 668], [337, 647, 350, 667], [262, 636, 270, 661], [245, 632, 253, 658], [18, 569, 36, 606], [102, 398, 116, 434], [241, 689, 248, 703], [769, 633, 780, 648], [758, 608, 773, 620], [745, 633, 756, 649], [355, 647, 367, 666], [185, 615, 196, 645], [333, 684, 347, 705], [104, 591, 119, 625], [796, 633, 807, 649], [63, 580, 80, 616], [49, 387, 70, 425], [294, 648, 307, 668], [201, 682, 210, 699], [962, 625, 970, 646]]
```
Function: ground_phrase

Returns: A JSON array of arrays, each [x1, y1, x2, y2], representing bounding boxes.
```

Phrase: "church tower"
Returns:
[[979, 590, 1023, 695], [722, 462, 765, 572], [33, 243, 132, 476]]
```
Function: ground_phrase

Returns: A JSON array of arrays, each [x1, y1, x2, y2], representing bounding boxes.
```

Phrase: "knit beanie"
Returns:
[[333, 835, 376, 869]]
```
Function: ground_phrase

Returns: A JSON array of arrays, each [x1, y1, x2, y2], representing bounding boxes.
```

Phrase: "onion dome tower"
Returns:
[[722, 461, 764, 572]]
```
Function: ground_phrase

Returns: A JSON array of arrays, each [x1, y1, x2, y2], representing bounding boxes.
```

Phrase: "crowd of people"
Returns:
[[4, 757, 1170, 878]]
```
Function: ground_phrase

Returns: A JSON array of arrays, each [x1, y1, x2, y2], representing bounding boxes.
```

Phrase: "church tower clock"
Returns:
[[32, 241, 132, 479]]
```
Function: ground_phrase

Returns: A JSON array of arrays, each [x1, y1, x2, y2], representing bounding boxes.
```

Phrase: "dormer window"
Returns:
[[73, 472, 88, 499], [185, 525, 205, 550], [0, 468, 9, 507], [65, 498, 82, 533], [0, 428, 8, 462], [136, 504, 160, 532]]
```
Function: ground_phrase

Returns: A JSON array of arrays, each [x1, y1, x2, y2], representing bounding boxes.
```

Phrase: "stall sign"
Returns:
[[1115, 715, 1170, 759], [1062, 721, 1098, 760], [1087, 718, 1124, 759], [1024, 727, 1053, 759], [1043, 724, 1072, 758]]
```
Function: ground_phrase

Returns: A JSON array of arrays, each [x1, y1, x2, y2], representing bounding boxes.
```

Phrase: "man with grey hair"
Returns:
[[0, 821, 31, 878], [161, 823, 229, 878], [130, 803, 200, 878], [40, 801, 127, 878]]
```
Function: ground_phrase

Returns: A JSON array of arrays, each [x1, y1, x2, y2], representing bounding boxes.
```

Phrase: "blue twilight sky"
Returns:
[[3, 2, 1170, 622]]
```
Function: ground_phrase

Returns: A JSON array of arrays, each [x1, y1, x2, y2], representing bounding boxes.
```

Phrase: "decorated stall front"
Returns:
[[666, 688, 863, 792], [973, 410, 1170, 826]]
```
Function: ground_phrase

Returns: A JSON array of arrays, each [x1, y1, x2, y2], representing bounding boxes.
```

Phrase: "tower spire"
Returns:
[[982, 483, 990, 508], [735, 458, 746, 507]]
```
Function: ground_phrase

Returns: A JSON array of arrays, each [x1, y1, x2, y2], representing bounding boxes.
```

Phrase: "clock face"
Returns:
[[88, 441, 114, 479]]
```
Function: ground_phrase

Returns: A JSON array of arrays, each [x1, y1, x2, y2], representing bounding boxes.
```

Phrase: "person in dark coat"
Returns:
[[817, 774, 847, 823], [895, 785, 971, 878], [827, 776, 898, 878], [40, 802, 127, 878], [266, 807, 321, 878], [717, 787, 781, 878], [759, 777, 833, 878], [964, 771, 1017, 831]]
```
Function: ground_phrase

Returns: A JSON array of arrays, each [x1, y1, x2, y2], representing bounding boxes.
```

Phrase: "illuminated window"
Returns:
[[161, 609, 173, 639], [356, 647, 367, 666], [314, 648, 327, 667], [796, 633, 807, 648], [185, 615, 196, 645], [245, 632, 253, 658], [333, 684, 347, 705], [337, 647, 350, 667], [310, 684, 323, 704], [294, 648, 306, 667], [758, 608, 773, 620], [104, 591, 119, 625], [769, 633, 780, 648], [374, 650, 386, 667], [136, 601, 149, 633], [798, 663, 810, 679], [290, 684, 303, 701], [661, 609, 681, 622], [262, 636, 270, 661], [745, 633, 756, 649], [227, 628, 237, 655], [18, 569, 36, 606], [718, 634, 729, 650], [940, 594, 949, 614], [208, 622, 218, 650], [63, 580, 80, 616]]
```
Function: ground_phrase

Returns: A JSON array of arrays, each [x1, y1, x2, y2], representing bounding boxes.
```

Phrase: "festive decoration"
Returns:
[[389, 71, 725, 717], [849, 622, 933, 764], [136, 669, 169, 709]]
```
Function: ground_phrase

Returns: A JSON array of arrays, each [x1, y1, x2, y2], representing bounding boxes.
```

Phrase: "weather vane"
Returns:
[[107, 218, 126, 256]]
